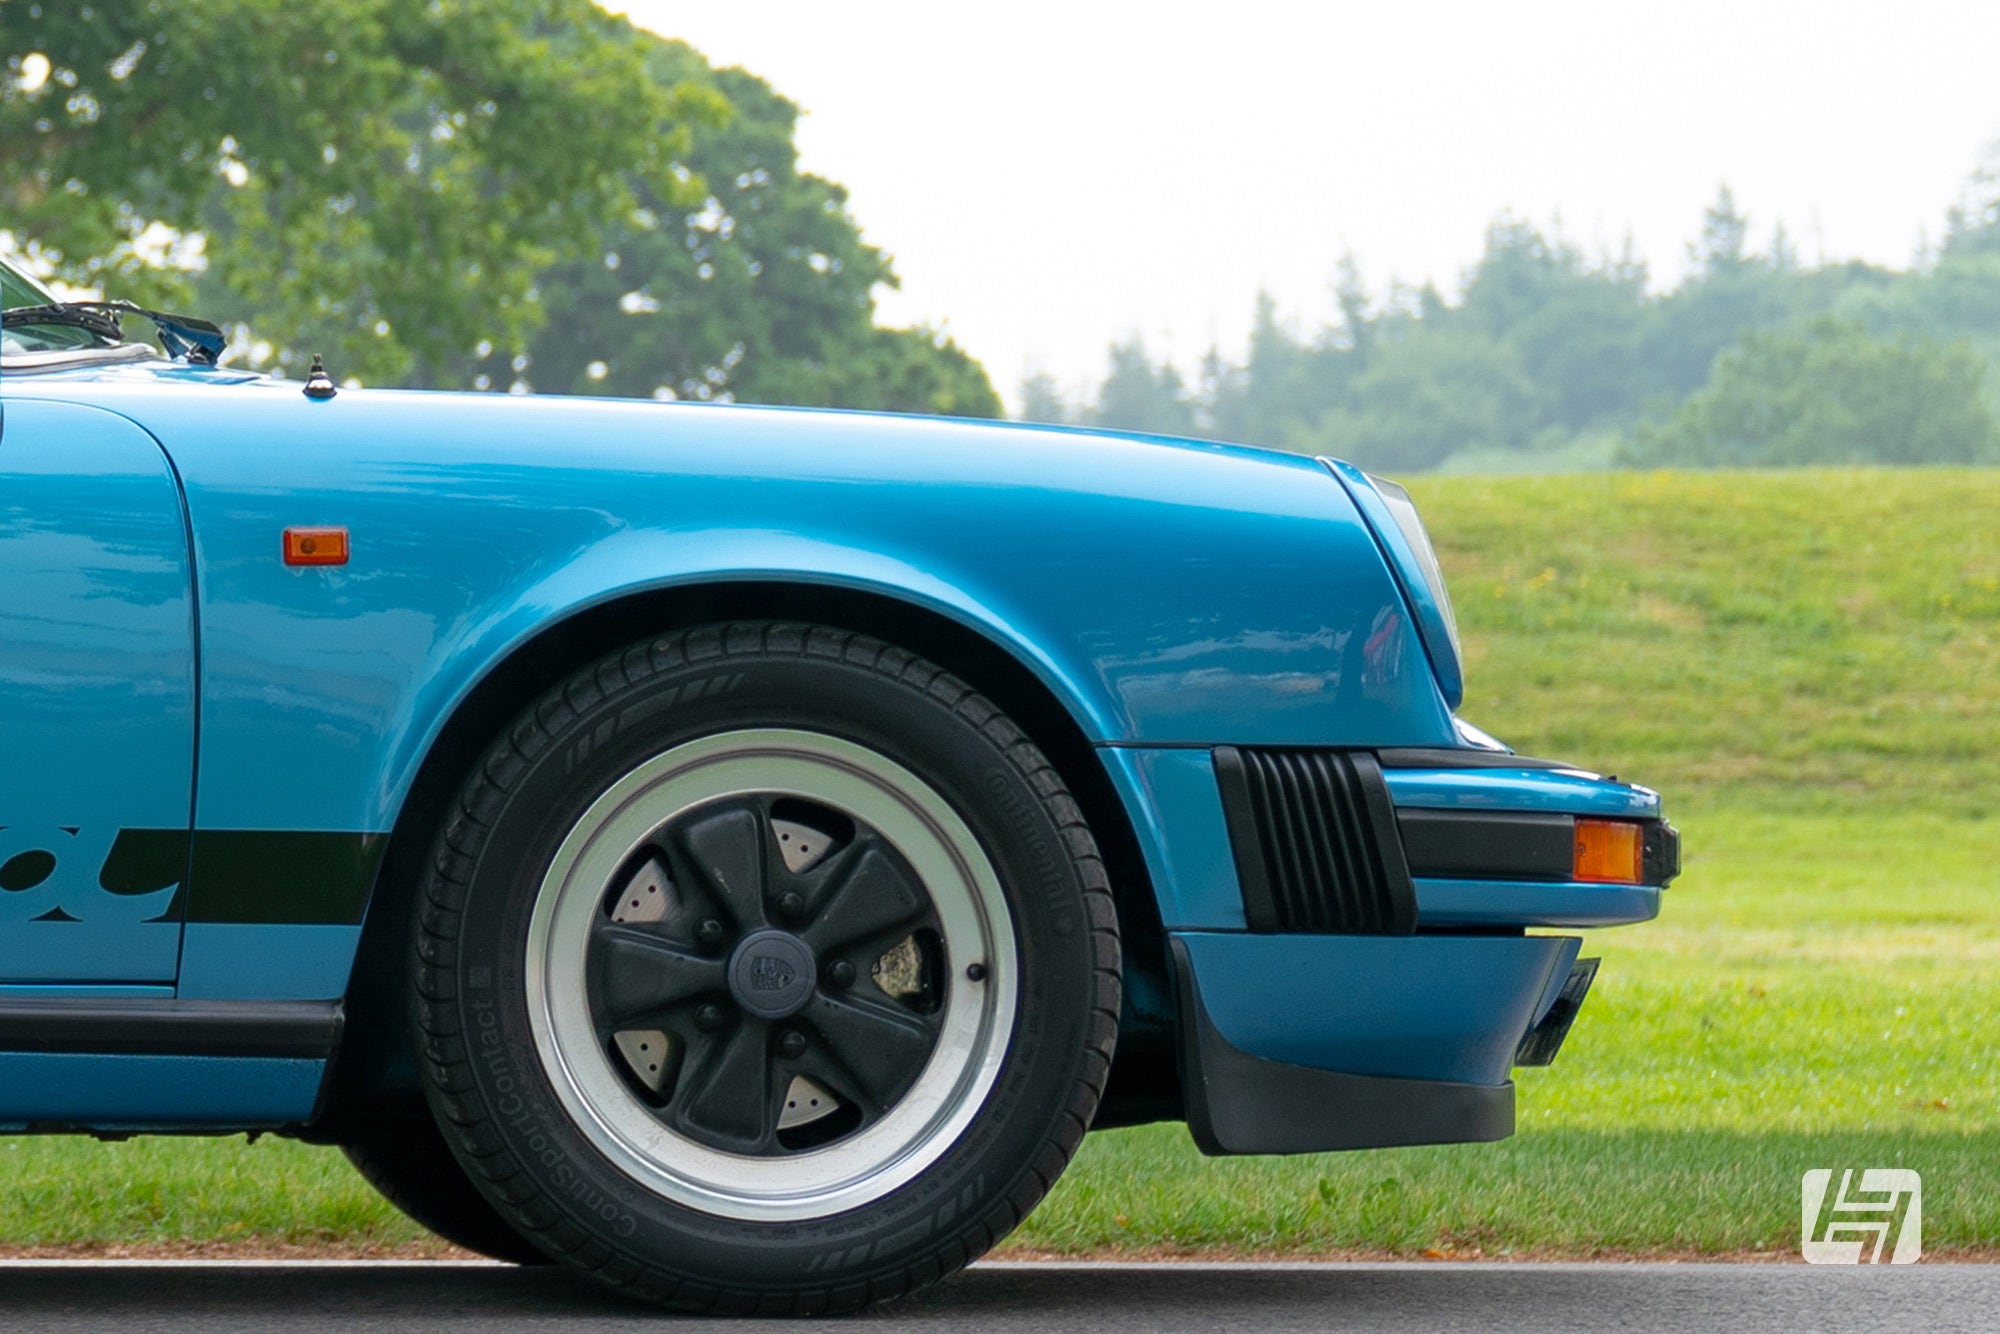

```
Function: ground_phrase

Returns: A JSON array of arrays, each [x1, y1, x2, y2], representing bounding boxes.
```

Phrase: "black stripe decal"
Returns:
[[184, 831, 388, 925], [99, 828, 192, 897], [0, 997, 342, 1058], [93, 829, 387, 926], [4, 831, 385, 929]]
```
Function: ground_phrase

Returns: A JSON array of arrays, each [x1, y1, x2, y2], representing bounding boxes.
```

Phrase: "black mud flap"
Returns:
[[1513, 956, 1599, 1068], [1170, 938, 1514, 1156]]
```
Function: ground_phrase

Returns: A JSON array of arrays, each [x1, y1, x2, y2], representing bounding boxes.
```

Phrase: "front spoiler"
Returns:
[[1171, 938, 1513, 1155], [1515, 956, 1599, 1067]]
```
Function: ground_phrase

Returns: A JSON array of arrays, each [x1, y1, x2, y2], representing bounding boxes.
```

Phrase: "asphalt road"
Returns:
[[0, 1259, 1992, 1332]]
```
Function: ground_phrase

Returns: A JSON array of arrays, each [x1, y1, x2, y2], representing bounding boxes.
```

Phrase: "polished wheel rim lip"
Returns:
[[524, 728, 1020, 1222]]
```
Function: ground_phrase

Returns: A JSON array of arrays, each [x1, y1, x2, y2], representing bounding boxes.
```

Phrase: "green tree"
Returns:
[[1203, 290, 1358, 448], [1622, 318, 1999, 466], [489, 48, 996, 415], [1835, 253, 2000, 363], [1089, 338, 1195, 435], [1017, 371, 1072, 425], [3, 4, 997, 414], [810, 324, 1000, 418], [1331, 252, 1374, 358], [1456, 217, 1651, 431], [1167, 165, 2000, 470], [1645, 186, 1803, 397], [1298, 328, 1544, 470], [1689, 184, 1753, 278], [1, 0, 724, 384], [1943, 139, 2000, 259]]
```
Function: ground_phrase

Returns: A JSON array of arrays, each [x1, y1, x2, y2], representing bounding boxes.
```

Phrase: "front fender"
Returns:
[[22, 377, 1456, 834]]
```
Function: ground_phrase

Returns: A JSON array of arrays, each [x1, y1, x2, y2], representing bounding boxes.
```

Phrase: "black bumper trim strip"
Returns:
[[1399, 809, 1577, 881], [1376, 748, 1589, 772], [0, 998, 343, 1059]]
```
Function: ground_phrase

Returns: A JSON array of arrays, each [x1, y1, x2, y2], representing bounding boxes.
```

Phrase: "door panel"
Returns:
[[0, 398, 196, 982]]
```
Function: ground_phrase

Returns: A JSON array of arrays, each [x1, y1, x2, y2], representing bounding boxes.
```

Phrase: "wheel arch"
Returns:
[[315, 580, 1173, 1133]]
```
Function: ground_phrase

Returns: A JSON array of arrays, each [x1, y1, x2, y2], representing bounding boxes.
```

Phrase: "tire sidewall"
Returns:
[[422, 641, 1099, 1289]]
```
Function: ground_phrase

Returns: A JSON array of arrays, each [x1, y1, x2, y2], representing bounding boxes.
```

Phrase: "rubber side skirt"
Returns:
[[0, 997, 342, 1059]]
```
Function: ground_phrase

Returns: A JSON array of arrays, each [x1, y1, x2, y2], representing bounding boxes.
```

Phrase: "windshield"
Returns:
[[0, 250, 119, 356], [0, 250, 54, 308]]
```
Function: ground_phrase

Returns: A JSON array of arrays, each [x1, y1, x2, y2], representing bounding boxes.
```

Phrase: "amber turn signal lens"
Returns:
[[1573, 818, 1644, 884], [283, 526, 349, 566]]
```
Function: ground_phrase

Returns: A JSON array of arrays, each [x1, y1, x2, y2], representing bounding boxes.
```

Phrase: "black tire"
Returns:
[[413, 623, 1119, 1313], [341, 1118, 551, 1264]]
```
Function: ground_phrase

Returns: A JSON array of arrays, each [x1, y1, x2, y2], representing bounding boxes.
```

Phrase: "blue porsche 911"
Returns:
[[0, 250, 1675, 1311]]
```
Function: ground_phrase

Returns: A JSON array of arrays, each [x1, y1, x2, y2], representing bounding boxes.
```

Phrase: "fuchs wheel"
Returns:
[[341, 1118, 550, 1264], [413, 623, 1119, 1313], [527, 727, 1021, 1218]]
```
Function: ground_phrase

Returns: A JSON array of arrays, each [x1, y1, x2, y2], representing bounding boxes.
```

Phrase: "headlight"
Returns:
[[1321, 460, 1464, 709], [1366, 474, 1460, 661]]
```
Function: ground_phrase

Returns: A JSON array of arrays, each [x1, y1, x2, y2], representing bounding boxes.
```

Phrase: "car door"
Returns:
[[0, 394, 195, 985]]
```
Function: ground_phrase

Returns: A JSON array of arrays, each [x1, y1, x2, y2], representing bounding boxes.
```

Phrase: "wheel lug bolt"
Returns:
[[774, 891, 804, 920], [695, 919, 725, 950], [826, 960, 856, 989], [695, 1003, 725, 1032], [778, 1030, 806, 1058]]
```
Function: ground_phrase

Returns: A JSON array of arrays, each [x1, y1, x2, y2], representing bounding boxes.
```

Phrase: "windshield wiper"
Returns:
[[1, 299, 225, 365]]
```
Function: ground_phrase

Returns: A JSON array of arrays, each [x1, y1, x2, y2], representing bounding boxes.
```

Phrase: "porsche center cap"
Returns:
[[727, 929, 818, 1020]]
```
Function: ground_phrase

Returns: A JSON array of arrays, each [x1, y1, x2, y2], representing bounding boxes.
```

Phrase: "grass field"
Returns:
[[4, 467, 1996, 1258]]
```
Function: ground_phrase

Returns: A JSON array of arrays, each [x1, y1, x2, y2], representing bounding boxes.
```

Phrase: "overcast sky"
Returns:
[[606, 1, 2000, 408]]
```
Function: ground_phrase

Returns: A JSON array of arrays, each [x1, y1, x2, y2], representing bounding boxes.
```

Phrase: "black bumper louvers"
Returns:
[[1213, 747, 1417, 935]]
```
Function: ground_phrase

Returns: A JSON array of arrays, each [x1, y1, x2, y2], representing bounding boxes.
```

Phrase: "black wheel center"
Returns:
[[726, 929, 818, 1020]]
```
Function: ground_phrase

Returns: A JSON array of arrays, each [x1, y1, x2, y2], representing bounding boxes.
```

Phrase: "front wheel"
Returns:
[[413, 624, 1118, 1313]]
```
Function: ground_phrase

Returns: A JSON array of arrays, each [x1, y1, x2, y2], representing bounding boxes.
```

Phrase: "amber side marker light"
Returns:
[[283, 526, 349, 566], [1574, 818, 1644, 884]]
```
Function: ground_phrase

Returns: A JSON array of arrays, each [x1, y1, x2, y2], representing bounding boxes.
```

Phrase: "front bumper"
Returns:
[[1385, 758, 1679, 928], [1100, 742, 1673, 1155], [1172, 936, 1601, 1154]]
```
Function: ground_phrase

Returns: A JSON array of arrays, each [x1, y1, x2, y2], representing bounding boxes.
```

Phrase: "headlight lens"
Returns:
[[1321, 458, 1465, 708], [1366, 474, 1460, 661]]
